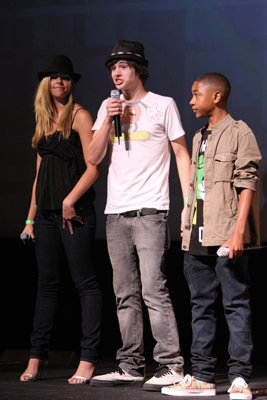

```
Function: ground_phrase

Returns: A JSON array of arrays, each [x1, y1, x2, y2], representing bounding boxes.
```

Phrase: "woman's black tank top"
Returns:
[[35, 110, 95, 210]]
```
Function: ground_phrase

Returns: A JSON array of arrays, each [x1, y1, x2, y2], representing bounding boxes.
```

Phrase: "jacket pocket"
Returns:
[[213, 152, 237, 182]]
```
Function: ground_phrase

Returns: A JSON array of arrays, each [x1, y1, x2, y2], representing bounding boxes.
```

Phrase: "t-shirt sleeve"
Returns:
[[92, 99, 108, 131], [165, 99, 186, 141]]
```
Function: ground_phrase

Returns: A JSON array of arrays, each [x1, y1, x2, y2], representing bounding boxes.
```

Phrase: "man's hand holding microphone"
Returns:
[[107, 90, 123, 144]]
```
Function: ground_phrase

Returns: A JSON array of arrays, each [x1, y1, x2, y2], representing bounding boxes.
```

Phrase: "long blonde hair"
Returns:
[[32, 77, 74, 148]]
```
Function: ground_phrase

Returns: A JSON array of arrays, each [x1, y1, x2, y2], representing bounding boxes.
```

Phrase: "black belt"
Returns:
[[119, 208, 168, 218]]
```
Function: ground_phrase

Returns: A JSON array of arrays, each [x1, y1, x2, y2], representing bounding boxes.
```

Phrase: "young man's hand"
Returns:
[[220, 230, 244, 259]]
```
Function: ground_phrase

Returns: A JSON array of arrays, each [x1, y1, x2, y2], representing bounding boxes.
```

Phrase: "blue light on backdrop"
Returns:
[[1, 0, 266, 240]]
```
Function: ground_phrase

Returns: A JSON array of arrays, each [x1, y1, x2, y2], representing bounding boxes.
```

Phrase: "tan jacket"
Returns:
[[182, 114, 261, 251]]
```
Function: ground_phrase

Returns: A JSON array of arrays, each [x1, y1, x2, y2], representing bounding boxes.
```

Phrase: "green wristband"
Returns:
[[183, 197, 188, 203], [26, 219, 35, 225]]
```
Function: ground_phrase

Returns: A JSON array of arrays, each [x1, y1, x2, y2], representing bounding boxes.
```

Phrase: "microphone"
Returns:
[[20, 231, 33, 245], [110, 89, 122, 144]]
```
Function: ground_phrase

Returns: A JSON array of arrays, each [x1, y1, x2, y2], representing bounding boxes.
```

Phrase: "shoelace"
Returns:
[[155, 366, 183, 378], [155, 366, 174, 378], [228, 378, 248, 393], [111, 368, 125, 376]]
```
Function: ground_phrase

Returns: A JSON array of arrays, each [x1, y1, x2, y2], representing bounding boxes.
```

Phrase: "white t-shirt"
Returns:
[[92, 91, 185, 214]]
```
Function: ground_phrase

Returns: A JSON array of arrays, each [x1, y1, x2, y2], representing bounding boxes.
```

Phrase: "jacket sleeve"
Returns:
[[233, 122, 261, 192]]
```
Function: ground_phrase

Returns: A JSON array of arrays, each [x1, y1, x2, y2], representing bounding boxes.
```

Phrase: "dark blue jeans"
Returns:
[[184, 253, 252, 383], [30, 207, 102, 364]]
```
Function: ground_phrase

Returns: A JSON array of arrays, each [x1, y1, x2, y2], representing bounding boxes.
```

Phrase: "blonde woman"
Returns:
[[20, 55, 102, 384]]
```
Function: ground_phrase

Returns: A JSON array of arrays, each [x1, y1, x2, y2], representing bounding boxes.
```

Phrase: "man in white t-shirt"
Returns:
[[88, 40, 190, 391]]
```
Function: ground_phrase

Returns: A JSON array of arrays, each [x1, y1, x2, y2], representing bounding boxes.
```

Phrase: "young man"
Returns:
[[162, 73, 261, 399], [88, 40, 190, 391]]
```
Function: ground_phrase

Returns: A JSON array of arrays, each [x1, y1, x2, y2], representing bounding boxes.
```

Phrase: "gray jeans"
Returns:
[[106, 213, 184, 374]]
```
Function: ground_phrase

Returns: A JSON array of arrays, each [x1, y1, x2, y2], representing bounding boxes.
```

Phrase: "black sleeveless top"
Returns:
[[35, 113, 95, 210]]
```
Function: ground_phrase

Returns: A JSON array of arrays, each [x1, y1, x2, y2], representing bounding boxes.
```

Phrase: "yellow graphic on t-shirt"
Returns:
[[109, 103, 153, 142], [110, 131, 150, 143]]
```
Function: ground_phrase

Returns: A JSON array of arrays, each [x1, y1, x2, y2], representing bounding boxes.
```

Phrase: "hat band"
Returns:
[[110, 51, 144, 59]]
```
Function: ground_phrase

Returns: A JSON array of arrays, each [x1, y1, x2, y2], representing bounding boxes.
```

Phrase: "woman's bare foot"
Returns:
[[68, 360, 95, 384], [20, 358, 46, 381]]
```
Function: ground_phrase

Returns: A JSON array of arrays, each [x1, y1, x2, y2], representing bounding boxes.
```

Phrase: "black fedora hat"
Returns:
[[104, 40, 149, 68], [38, 55, 81, 82]]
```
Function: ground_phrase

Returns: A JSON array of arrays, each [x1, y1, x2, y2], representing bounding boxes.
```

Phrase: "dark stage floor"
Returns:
[[2, 239, 267, 399], [0, 351, 267, 400]]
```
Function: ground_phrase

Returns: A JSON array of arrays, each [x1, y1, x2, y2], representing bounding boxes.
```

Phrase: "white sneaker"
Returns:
[[228, 377, 252, 400], [90, 367, 144, 387], [143, 366, 184, 391], [161, 374, 216, 396]]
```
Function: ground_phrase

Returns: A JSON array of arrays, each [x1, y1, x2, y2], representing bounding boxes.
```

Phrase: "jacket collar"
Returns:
[[197, 114, 234, 136]]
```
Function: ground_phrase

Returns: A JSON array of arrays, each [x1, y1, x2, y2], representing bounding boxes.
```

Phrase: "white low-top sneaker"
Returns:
[[90, 367, 144, 387], [143, 366, 184, 391], [161, 374, 216, 396], [228, 377, 252, 400]]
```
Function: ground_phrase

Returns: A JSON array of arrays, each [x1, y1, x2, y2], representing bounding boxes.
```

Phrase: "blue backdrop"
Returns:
[[1, 0, 266, 240]]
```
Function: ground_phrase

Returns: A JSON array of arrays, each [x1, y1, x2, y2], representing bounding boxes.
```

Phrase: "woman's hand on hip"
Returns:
[[62, 200, 83, 234]]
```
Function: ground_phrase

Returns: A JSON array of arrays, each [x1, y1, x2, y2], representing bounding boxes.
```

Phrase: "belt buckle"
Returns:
[[124, 210, 137, 218], [140, 208, 158, 216]]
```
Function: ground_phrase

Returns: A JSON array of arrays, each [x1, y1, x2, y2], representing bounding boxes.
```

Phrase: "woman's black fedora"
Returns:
[[38, 55, 81, 82]]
